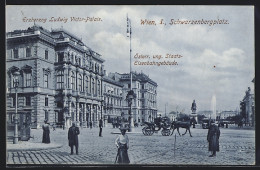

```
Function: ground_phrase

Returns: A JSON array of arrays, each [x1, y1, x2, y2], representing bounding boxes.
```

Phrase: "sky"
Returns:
[[6, 5, 255, 114]]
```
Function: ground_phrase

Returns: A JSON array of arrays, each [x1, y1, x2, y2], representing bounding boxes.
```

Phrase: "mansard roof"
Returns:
[[103, 76, 124, 87], [7, 25, 104, 62], [118, 72, 158, 86]]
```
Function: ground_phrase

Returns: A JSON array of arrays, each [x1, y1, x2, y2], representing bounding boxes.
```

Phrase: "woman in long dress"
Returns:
[[115, 127, 130, 164], [207, 121, 220, 157], [42, 119, 50, 143]]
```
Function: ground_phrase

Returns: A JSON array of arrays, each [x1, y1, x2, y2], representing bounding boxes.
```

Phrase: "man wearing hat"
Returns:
[[115, 127, 130, 164], [207, 120, 220, 157], [42, 119, 50, 143], [68, 122, 80, 155]]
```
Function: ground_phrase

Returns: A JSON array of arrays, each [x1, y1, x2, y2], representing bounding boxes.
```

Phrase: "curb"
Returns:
[[7, 142, 63, 152]]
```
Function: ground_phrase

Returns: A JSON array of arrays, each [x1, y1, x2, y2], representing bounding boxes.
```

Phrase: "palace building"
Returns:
[[6, 25, 158, 131], [6, 25, 105, 129]]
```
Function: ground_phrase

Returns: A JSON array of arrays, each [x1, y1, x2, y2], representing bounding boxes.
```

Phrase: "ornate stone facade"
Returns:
[[6, 25, 158, 130], [6, 25, 104, 128]]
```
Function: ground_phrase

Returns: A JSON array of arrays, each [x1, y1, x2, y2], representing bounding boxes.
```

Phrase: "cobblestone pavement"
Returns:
[[6, 125, 255, 166]]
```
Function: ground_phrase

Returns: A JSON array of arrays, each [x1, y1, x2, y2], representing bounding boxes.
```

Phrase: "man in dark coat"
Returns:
[[68, 122, 80, 155], [207, 121, 220, 157], [42, 120, 50, 143], [99, 119, 103, 137]]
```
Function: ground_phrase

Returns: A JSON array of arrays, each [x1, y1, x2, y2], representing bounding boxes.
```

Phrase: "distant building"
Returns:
[[102, 75, 124, 124], [197, 111, 212, 118], [218, 110, 238, 120], [108, 72, 158, 123], [240, 86, 254, 127]]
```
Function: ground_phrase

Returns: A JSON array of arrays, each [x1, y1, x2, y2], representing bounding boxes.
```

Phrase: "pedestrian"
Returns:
[[42, 119, 50, 144], [62, 119, 65, 130], [207, 120, 220, 157], [68, 122, 80, 155], [99, 119, 103, 137], [89, 121, 92, 129], [115, 127, 130, 164]]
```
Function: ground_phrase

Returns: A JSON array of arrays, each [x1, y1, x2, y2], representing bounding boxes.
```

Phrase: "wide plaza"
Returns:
[[6, 125, 255, 166]]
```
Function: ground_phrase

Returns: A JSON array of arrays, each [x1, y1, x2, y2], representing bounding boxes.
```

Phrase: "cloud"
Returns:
[[6, 5, 254, 113]]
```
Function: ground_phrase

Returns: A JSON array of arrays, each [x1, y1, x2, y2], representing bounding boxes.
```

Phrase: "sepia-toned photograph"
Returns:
[[6, 5, 255, 166]]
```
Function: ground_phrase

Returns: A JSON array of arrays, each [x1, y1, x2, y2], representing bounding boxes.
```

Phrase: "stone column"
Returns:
[[89, 104, 92, 125], [76, 101, 79, 125], [67, 100, 72, 128]]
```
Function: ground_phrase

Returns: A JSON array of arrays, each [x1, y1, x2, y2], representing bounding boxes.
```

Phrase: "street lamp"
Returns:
[[13, 71, 20, 144]]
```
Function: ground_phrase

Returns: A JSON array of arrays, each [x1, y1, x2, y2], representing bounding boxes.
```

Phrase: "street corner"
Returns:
[[7, 141, 63, 152]]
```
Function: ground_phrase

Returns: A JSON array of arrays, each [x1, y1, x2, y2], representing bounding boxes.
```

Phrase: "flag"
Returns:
[[127, 14, 131, 37]]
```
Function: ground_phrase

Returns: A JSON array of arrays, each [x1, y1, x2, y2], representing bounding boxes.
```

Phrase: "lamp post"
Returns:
[[13, 71, 20, 144], [101, 96, 104, 127]]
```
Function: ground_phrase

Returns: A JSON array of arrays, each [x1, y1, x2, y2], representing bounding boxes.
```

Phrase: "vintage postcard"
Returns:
[[6, 5, 255, 166]]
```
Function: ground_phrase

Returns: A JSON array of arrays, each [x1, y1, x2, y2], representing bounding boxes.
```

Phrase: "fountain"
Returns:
[[211, 94, 217, 121]]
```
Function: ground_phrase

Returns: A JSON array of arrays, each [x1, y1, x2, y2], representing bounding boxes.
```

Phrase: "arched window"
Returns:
[[92, 78, 95, 95], [78, 74, 83, 92], [44, 74, 48, 88], [24, 71, 32, 87], [71, 72, 75, 90], [97, 80, 100, 96], [85, 76, 88, 93]]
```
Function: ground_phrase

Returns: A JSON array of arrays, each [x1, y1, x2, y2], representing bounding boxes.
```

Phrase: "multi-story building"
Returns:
[[6, 25, 159, 134], [240, 87, 254, 126], [108, 72, 158, 123], [102, 75, 124, 125], [6, 25, 105, 129], [218, 110, 239, 120]]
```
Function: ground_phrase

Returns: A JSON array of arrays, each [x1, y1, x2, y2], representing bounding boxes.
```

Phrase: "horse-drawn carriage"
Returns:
[[142, 117, 172, 136], [142, 116, 197, 137]]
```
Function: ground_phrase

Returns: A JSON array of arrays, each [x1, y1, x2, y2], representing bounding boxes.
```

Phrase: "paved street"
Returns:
[[6, 125, 255, 165]]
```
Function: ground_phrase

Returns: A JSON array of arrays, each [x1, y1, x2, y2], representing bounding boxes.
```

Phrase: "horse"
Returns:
[[170, 119, 196, 137]]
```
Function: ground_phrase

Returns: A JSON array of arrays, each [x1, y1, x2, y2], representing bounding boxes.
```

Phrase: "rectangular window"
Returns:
[[45, 97, 48, 106], [57, 71, 64, 89], [25, 96, 31, 106], [14, 49, 19, 58], [44, 74, 48, 88], [58, 53, 63, 62], [25, 73, 31, 87], [45, 50, 48, 60], [45, 111, 49, 121], [13, 97, 16, 107], [128, 84, 131, 88], [26, 48, 31, 57]]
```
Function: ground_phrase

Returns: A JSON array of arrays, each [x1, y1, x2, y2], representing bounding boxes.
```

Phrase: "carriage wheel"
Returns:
[[161, 129, 166, 136], [165, 129, 170, 136], [142, 127, 148, 135], [148, 128, 154, 136], [142, 127, 154, 136], [146, 127, 154, 136]]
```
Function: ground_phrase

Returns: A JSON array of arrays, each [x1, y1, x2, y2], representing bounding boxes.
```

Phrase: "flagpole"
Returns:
[[128, 15, 132, 90], [127, 14, 134, 131]]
